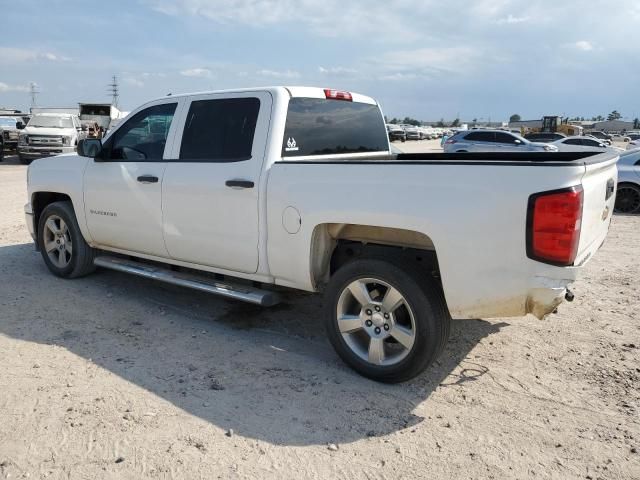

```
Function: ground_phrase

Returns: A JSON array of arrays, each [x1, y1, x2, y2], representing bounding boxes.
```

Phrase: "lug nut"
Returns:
[[384, 313, 389, 319], [375, 306, 381, 312], [365, 309, 372, 316], [384, 324, 390, 331], [365, 320, 373, 327], [374, 327, 381, 334]]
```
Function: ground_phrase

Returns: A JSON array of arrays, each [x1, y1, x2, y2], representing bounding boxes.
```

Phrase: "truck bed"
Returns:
[[267, 150, 618, 319]]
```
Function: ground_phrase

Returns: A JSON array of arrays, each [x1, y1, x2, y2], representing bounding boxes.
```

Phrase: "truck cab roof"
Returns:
[[158, 86, 378, 106]]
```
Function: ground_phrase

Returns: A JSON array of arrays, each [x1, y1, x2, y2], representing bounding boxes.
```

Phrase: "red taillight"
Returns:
[[324, 89, 353, 101], [527, 187, 583, 266]]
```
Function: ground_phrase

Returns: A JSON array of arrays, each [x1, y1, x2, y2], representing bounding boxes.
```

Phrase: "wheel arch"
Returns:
[[309, 222, 443, 292], [31, 192, 79, 241]]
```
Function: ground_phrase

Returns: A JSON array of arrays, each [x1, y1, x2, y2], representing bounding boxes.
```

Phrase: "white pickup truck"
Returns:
[[18, 112, 83, 165], [24, 86, 618, 382]]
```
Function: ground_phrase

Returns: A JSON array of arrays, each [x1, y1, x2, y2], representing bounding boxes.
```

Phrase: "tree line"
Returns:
[[509, 111, 639, 128]]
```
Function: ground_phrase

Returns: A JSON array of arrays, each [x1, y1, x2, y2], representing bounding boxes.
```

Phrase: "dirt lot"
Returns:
[[0, 154, 638, 479]]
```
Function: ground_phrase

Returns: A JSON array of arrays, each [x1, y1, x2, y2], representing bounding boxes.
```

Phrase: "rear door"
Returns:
[[161, 91, 271, 273], [464, 131, 495, 152]]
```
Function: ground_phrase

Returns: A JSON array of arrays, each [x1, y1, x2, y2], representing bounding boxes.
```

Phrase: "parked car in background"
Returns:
[[18, 113, 83, 165], [443, 129, 557, 153], [386, 124, 406, 142], [524, 132, 567, 143], [550, 136, 623, 153], [0, 116, 22, 161], [627, 139, 640, 150], [611, 134, 631, 143], [588, 131, 613, 145], [625, 134, 640, 149], [402, 125, 421, 140], [614, 149, 640, 214]]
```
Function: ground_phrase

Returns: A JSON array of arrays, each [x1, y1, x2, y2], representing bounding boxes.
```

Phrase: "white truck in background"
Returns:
[[24, 86, 618, 382], [18, 108, 83, 165], [79, 103, 126, 138]]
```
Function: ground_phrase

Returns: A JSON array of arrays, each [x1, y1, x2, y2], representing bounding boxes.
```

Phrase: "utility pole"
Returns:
[[29, 82, 39, 107], [108, 75, 119, 107]]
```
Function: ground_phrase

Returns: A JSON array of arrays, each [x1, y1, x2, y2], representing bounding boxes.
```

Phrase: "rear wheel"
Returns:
[[615, 184, 640, 214], [324, 257, 450, 383], [37, 201, 97, 278]]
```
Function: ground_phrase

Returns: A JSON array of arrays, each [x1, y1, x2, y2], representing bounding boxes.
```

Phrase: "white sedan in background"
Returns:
[[550, 136, 624, 153]]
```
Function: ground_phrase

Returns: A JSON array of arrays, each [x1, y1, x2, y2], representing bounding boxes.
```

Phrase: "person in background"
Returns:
[[440, 133, 449, 148]]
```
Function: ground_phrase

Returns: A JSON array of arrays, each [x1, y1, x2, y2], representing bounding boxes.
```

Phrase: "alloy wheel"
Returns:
[[43, 215, 73, 268], [336, 278, 416, 366]]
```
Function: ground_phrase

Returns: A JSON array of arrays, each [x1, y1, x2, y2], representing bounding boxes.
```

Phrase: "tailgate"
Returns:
[[574, 153, 618, 265]]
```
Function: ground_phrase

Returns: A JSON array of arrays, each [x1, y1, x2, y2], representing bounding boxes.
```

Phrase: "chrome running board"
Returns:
[[94, 256, 280, 307]]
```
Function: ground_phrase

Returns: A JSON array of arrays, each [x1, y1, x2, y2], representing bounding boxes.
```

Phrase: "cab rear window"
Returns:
[[282, 98, 388, 157]]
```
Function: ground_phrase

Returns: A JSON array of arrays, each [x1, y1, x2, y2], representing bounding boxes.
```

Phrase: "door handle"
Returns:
[[225, 179, 254, 189], [137, 175, 159, 184]]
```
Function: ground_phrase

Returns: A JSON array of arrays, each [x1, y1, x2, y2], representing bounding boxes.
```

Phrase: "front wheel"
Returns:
[[37, 201, 97, 278], [324, 258, 450, 383]]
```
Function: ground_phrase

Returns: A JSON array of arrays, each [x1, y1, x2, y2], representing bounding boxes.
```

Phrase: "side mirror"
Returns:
[[77, 138, 103, 159], [16, 122, 25, 130]]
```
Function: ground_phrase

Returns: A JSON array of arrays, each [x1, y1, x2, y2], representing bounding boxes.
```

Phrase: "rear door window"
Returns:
[[581, 138, 603, 147], [464, 132, 495, 142], [494, 132, 519, 144], [564, 139, 583, 145], [282, 98, 388, 157], [179, 98, 260, 162]]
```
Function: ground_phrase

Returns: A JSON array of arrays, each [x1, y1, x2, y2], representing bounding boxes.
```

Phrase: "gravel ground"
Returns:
[[0, 154, 638, 479]]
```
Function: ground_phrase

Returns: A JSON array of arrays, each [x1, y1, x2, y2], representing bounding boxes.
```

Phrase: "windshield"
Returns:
[[0, 117, 18, 127], [28, 116, 74, 128]]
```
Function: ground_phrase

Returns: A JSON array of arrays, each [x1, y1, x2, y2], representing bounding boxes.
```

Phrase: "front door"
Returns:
[[162, 91, 272, 273], [84, 101, 180, 257]]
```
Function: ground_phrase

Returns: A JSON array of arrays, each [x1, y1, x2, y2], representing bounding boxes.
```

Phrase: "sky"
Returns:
[[1, 0, 639, 122]]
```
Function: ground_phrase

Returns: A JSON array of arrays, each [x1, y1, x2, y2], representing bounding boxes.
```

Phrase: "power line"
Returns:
[[107, 75, 119, 107], [29, 82, 39, 107]]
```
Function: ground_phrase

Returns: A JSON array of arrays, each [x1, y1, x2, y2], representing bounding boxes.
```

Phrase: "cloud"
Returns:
[[374, 47, 481, 77], [124, 77, 145, 87], [318, 66, 357, 76], [144, 0, 425, 40], [570, 40, 595, 52], [256, 69, 300, 79], [180, 68, 212, 78], [0, 47, 71, 64], [0, 82, 30, 93], [496, 14, 530, 24]]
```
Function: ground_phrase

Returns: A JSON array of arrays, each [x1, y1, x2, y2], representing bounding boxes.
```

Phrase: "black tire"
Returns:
[[614, 183, 640, 214], [37, 201, 96, 278], [324, 257, 451, 383], [0, 139, 4, 162], [19, 155, 32, 165]]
